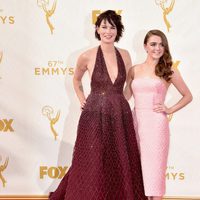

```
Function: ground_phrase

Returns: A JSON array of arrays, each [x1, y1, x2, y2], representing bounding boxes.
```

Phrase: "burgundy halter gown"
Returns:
[[49, 46, 147, 200]]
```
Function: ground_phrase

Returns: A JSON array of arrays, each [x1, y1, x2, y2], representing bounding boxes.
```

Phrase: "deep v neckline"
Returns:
[[99, 46, 119, 86]]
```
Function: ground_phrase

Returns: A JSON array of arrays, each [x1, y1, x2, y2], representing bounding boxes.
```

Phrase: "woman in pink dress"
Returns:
[[124, 29, 193, 200]]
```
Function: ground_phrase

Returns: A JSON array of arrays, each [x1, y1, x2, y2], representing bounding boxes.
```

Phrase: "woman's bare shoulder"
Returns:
[[133, 63, 143, 71], [128, 64, 143, 77], [116, 47, 130, 57], [79, 47, 98, 59]]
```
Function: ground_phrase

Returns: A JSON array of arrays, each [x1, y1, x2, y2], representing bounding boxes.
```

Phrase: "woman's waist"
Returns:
[[134, 95, 165, 109], [90, 90, 123, 97], [85, 91, 128, 110]]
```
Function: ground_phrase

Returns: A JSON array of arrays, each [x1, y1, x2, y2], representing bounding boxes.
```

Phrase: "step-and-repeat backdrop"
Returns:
[[0, 0, 200, 198]]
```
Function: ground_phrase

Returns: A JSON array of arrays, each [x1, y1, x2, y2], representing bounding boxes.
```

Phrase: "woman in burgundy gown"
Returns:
[[49, 10, 147, 200]]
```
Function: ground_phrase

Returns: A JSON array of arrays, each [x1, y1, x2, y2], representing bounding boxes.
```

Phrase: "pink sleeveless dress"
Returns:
[[131, 77, 169, 196]]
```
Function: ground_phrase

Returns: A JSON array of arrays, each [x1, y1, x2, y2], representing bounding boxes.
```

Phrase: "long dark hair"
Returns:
[[95, 10, 124, 42], [144, 29, 173, 82]]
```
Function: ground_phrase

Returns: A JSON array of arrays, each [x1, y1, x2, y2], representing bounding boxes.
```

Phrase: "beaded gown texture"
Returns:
[[131, 77, 170, 196], [49, 46, 147, 200]]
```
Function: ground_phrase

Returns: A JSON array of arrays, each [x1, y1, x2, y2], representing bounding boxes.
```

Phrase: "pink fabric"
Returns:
[[132, 77, 169, 196]]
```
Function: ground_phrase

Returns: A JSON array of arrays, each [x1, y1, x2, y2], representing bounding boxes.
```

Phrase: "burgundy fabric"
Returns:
[[49, 46, 147, 200]]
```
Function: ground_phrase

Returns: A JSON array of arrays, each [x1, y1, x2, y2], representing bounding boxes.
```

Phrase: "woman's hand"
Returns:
[[153, 103, 171, 114], [80, 99, 86, 110]]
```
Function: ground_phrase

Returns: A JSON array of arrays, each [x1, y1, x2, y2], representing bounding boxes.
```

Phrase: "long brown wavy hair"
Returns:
[[144, 29, 173, 82]]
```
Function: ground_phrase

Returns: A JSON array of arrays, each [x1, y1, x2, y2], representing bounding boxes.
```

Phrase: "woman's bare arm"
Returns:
[[73, 53, 88, 109]]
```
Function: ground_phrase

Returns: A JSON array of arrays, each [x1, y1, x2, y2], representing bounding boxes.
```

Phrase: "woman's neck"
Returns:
[[100, 43, 115, 53], [144, 57, 159, 69]]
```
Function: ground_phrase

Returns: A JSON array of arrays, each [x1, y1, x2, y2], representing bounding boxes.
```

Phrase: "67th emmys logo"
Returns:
[[42, 105, 60, 140], [34, 60, 74, 76], [0, 156, 9, 187], [155, 0, 175, 32], [37, 0, 57, 34], [92, 10, 122, 24]]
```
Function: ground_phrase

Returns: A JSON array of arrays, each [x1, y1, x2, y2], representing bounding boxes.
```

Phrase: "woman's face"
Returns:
[[97, 19, 117, 43], [144, 35, 165, 60]]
